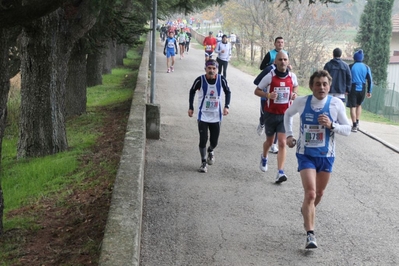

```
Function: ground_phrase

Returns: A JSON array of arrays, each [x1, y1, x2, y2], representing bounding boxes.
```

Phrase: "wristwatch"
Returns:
[[330, 122, 335, 130]]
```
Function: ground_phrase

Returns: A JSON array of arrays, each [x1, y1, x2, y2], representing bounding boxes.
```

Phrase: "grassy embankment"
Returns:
[[0, 40, 144, 263]]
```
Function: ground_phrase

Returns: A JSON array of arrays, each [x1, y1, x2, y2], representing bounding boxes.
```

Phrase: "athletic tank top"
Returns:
[[297, 96, 335, 157], [264, 71, 293, 115], [198, 75, 224, 123]]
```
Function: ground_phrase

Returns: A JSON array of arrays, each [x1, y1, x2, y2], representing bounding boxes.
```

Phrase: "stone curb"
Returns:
[[359, 128, 399, 154], [98, 35, 149, 266]]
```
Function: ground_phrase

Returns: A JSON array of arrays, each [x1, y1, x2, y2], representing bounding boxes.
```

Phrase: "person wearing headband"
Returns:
[[188, 59, 231, 173]]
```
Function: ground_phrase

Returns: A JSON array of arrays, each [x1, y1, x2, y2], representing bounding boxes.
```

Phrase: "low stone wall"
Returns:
[[98, 35, 149, 266]]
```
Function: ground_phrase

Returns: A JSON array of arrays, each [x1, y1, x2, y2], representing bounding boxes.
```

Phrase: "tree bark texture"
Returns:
[[86, 51, 103, 87], [116, 44, 126, 66], [102, 39, 116, 74], [18, 2, 98, 158], [0, 28, 11, 235], [18, 10, 70, 158], [66, 41, 87, 118]]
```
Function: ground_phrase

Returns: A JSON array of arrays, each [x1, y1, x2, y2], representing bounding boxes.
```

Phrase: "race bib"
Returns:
[[274, 87, 290, 104], [304, 124, 325, 147], [205, 95, 220, 110]]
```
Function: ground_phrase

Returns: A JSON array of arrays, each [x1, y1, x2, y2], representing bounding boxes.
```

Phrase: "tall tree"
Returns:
[[221, 0, 339, 83], [355, 0, 394, 85], [0, 28, 11, 235], [17, 1, 99, 158]]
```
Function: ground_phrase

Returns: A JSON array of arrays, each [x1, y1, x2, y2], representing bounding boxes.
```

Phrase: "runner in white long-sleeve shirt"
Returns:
[[284, 70, 351, 249], [215, 35, 232, 78]]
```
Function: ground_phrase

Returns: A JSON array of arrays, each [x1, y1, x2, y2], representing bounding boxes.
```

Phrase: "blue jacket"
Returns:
[[323, 58, 352, 94], [349, 62, 373, 93]]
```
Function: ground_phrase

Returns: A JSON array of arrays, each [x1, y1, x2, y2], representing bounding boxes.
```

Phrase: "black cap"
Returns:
[[209, 31, 213, 35]]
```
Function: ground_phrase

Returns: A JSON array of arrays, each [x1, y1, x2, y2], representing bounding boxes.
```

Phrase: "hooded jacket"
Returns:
[[323, 58, 352, 94]]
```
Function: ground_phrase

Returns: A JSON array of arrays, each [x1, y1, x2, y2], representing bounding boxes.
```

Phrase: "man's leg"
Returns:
[[300, 168, 317, 232], [223, 61, 228, 77], [207, 122, 221, 165], [356, 105, 362, 128], [257, 99, 266, 136], [300, 168, 318, 248], [262, 135, 274, 158], [217, 58, 222, 75], [197, 121, 209, 172], [314, 171, 331, 207], [259, 134, 274, 172], [276, 132, 287, 171], [350, 106, 358, 132]]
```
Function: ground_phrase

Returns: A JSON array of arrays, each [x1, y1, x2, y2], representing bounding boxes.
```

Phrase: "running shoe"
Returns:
[[305, 233, 318, 249], [270, 144, 279, 154], [207, 151, 215, 165], [257, 123, 265, 136], [170, 66, 174, 72], [275, 172, 287, 183], [167, 68, 170, 73], [198, 162, 207, 173], [259, 154, 268, 172], [351, 126, 357, 132]]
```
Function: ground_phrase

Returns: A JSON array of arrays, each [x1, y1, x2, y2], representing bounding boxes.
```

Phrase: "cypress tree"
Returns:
[[355, 0, 394, 85]]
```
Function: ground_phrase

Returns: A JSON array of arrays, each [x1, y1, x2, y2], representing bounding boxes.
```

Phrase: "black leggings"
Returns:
[[198, 120, 220, 149], [216, 57, 228, 77]]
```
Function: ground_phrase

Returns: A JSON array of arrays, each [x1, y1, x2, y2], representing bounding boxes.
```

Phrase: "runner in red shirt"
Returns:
[[254, 51, 299, 183], [203, 31, 217, 63]]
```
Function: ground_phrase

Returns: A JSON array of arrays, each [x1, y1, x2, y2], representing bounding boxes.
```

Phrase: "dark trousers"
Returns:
[[216, 57, 228, 78], [198, 120, 220, 149]]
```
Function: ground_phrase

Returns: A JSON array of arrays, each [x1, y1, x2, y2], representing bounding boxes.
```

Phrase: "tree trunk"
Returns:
[[0, 28, 11, 235], [66, 41, 87, 118], [87, 51, 103, 87], [18, 10, 69, 158], [116, 44, 126, 66], [102, 39, 116, 74], [18, 1, 98, 158]]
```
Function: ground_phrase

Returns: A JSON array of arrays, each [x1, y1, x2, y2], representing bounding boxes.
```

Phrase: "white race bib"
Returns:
[[274, 87, 290, 104], [304, 124, 325, 147]]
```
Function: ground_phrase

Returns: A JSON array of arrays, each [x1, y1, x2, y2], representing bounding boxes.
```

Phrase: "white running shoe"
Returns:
[[259, 154, 268, 172], [170, 66, 174, 72], [275, 172, 287, 184], [270, 144, 279, 154], [305, 233, 318, 249], [257, 124, 265, 136], [198, 162, 207, 173]]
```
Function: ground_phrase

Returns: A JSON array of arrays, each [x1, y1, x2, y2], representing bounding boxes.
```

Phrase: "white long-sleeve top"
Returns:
[[284, 95, 351, 138], [215, 42, 231, 61], [284, 95, 351, 157]]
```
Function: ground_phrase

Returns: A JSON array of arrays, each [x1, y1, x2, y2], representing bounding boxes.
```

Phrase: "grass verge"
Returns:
[[0, 40, 144, 265]]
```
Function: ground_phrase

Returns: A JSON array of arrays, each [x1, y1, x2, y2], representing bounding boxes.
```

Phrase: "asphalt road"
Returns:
[[140, 39, 399, 265]]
